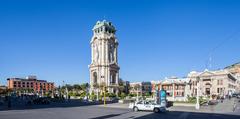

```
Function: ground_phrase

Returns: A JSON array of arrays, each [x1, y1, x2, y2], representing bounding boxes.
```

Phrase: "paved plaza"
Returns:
[[0, 98, 240, 119]]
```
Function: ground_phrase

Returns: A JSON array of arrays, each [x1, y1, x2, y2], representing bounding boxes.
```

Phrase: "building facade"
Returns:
[[188, 69, 238, 98], [225, 62, 240, 93], [89, 20, 120, 94], [129, 82, 152, 95], [129, 62, 240, 101], [7, 76, 54, 94], [151, 77, 190, 101]]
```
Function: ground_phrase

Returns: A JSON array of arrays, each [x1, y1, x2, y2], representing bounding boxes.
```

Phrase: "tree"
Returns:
[[120, 92, 126, 99], [73, 84, 82, 90], [80, 83, 89, 90]]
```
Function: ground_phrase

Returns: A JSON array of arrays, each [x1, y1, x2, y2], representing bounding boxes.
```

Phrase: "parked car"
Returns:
[[232, 93, 238, 97], [129, 100, 166, 113], [208, 100, 218, 105]]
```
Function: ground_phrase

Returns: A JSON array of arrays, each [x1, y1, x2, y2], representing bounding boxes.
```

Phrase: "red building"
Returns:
[[7, 76, 54, 94]]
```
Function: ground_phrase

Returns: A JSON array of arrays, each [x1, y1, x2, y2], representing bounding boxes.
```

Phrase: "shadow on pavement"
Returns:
[[134, 111, 240, 119], [0, 99, 118, 111], [89, 112, 130, 119], [89, 114, 121, 119]]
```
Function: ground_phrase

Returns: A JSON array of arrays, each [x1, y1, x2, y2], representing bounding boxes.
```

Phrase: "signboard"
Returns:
[[159, 90, 167, 107]]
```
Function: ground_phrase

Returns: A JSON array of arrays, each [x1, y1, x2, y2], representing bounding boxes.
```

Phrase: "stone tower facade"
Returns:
[[89, 20, 120, 94]]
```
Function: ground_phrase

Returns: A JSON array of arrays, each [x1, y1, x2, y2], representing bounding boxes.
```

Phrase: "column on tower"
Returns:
[[114, 43, 117, 63], [101, 38, 104, 64], [116, 72, 119, 85], [106, 40, 109, 64], [107, 68, 110, 86], [91, 43, 94, 63], [103, 39, 106, 64], [116, 43, 118, 63]]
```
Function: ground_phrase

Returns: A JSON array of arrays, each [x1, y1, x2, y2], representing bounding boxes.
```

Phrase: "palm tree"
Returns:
[[80, 83, 89, 93]]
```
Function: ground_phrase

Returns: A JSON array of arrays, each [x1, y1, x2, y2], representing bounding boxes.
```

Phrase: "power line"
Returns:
[[206, 29, 240, 69]]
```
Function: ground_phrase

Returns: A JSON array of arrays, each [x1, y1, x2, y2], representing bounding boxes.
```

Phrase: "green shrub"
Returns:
[[120, 93, 126, 99], [108, 93, 116, 98], [128, 93, 137, 97]]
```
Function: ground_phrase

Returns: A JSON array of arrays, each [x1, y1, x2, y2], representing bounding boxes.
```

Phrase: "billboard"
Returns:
[[159, 90, 167, 107]]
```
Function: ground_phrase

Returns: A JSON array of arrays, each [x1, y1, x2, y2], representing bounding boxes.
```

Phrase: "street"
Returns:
[[0, 105, 240, 119], [0, 98, 240, 119]]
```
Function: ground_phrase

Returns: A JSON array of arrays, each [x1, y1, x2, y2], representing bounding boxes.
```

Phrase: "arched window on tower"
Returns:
[[110, 72, 116, 85], [93, 72, 97, 84], [105, 27, 108, 33]]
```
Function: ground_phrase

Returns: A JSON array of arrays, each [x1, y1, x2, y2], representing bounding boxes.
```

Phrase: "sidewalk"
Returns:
[[211, 98, 236, 113], [98, 98, 240, 115], [97, 103, 129, 109]]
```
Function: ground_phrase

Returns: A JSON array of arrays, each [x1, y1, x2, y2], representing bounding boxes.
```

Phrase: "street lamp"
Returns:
[[195, 76, 200, 110], [104, 86, 106, 106]]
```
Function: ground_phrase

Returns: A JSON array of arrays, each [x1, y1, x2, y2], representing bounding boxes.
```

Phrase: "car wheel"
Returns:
[[154, 108, 160, 113], [133, 106, 138, 112]]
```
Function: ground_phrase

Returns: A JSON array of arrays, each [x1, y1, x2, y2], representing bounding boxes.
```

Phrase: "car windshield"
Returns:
[[145, 101, 152, 105]]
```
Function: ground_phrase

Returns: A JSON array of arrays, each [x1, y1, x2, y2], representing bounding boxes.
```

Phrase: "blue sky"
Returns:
[[0, 0, 240, 86]]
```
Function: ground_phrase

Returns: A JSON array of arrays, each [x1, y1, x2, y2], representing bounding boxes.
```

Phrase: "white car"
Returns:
[[129, 100, 166, 113]]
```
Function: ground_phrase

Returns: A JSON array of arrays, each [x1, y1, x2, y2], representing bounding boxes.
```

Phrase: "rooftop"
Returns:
[[93, 20, 116, 32], [225, 62, 240, 69]]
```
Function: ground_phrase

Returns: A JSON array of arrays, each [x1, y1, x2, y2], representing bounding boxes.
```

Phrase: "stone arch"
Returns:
[[110, 71, 116, 84], [93, 72, 97, 84], [205, 83, 211, 95]]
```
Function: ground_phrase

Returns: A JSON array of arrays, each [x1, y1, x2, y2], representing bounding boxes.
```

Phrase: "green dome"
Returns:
[[93, 20, 116, 33]]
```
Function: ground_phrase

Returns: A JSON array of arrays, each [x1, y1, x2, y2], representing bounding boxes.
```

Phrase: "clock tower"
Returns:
[[89, 20, 120, 94]]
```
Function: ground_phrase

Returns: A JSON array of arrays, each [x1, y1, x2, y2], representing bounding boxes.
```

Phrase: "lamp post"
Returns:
[[195, 76, 200, 110], [104, 86, 106, 106], [63, 80, 68, 101], [155, 84, 159, 104], [136, 87, 139, 102]]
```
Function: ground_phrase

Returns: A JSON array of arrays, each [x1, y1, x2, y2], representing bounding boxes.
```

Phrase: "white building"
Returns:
[[188, 69, 238, 99], [89, 20, 120, 94]]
